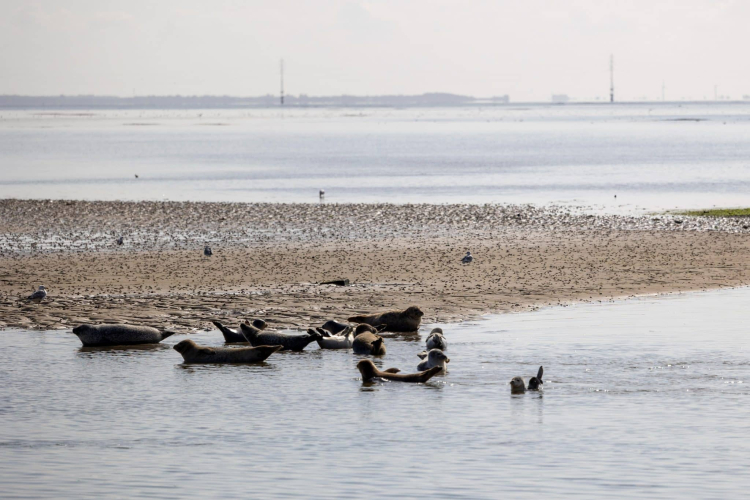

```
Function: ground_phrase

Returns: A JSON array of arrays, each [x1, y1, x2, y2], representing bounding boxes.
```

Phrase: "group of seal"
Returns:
[[69, 305, 544, 391]]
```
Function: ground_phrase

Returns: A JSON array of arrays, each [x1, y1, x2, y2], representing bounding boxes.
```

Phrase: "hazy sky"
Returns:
[[1, 0, 747, 101]]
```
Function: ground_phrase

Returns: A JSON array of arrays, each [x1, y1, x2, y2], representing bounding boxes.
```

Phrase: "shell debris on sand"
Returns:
[[1, 199, 750, 331]]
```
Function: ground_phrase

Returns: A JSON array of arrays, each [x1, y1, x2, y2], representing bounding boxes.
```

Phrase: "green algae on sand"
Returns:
[[676, 208, 750, 217]]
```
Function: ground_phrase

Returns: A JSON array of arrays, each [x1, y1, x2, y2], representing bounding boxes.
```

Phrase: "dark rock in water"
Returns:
[[320, 279, 350, 286]]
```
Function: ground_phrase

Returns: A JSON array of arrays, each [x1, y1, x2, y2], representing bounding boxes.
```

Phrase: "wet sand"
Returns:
[[2, 199, 750, 331]]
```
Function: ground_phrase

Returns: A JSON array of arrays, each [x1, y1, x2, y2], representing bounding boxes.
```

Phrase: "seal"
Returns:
[[348, 306, 424, 332], [425, 328, 447, 350], [527, 366, 544, 391], [72, 323, 177, 347], [315, 327, 354, 350], [352, 332, 386, 355], [213, 319, 267, 343], [321, 321, 387, 335], [417, 349, 450, 372], [321, 320, 350, 335], [510, 366, 544, 394], [357, 359, 442, 383], [173, 339, 282, 363], [240, 323, 322, 351]]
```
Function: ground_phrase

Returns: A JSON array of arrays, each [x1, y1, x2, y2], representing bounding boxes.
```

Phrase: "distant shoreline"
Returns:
[[2, 199, 749, 331], [1, 94, 748, 110]]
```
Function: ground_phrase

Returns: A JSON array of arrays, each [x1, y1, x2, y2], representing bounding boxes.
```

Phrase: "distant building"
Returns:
[[551, 94, 569, 104]]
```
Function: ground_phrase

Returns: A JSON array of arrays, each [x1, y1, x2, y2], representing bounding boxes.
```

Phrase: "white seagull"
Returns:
[[28, 285, 47, 303], [204, 245, 213, 257], [461, 251, 473, 264]]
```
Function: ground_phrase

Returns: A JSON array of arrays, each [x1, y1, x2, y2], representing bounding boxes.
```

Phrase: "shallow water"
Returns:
[[2, 103, 750, 212], [1, 288, 749, 498]]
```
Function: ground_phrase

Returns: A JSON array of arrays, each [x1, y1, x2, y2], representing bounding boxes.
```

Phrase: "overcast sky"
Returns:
[[1, 0, 747, 101]]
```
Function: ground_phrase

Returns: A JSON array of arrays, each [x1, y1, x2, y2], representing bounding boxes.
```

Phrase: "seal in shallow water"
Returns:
[[72, 323, 177, 347], [321, 320, 350, 335], [510, 366, 544, 394], [213, 319, 267, 343], [417, 349, 450, 372], [357, 359, 441, 383], [173, 339, 282, 363], [352, 332, 386, 355], [348, 306, 424, 333], [240, 323, 322, 351], [315, 327, 355, 349], [425, 328, 447, 350]]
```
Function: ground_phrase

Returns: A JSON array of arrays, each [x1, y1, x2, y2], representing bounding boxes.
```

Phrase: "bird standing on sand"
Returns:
[[319, 189, 325, 199], [204, 245, 213, 257], [116, 236, 123, 246], [461, 251, 473, 264], [28, 285, 47, 303]]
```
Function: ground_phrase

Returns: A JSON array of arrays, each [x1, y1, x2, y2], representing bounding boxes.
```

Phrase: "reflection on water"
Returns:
[[2, 103, 750, 212], [1, 288, 750, 498]]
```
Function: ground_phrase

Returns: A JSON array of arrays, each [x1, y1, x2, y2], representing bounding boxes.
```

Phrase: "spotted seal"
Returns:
[[417, 349, 450, 372], [352, 332, 386, 356], [72, 323, 177, 347], [314, 327, 355, 350], [240, 323, 322, 351], [425, 328, 447, 350], [357, 359, 441, 383], [348, 306, 424, 333], [173, 339, 282, 363]]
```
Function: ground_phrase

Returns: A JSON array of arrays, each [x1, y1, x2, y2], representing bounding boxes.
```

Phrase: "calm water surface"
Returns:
[[1, 288, 749, 498], [2, 103, 750, 212]]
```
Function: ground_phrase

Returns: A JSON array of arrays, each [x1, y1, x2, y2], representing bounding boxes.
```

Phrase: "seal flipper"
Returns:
[[527, 366, 544, 391], [160, 330, 178, 340], [417, 351, 428, 359]]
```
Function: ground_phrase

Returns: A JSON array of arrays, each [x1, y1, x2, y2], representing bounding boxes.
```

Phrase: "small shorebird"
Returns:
[[319, 189, 325, 199], [204, 245, 213, 257], [28, 285, 47, 303], [116, 236, 124, 246], [461, 251, 473, 264]]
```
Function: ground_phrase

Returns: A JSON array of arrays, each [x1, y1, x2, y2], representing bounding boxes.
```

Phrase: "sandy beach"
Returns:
[[2, 198, 750, 331]]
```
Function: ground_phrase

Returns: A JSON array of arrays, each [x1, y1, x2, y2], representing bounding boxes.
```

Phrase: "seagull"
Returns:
[[204, 245, 213, 257], [461, 251, 473, 264], [28, 285, 47, 303], [116, 236, 124, 246], [319, 189, 325, 198]]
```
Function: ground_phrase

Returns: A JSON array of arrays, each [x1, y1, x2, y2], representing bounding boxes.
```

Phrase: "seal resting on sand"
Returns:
[[352, 332, 386, 355], [357, 359, 441, 383], [213, 320, 267, 343], [72, 324, 176, 347], [240, 323, 322, 351], [425, 328, 447, 350], [173, 339, 282, 364], [417, 349, 450, 372], [348, 306, 424, 333], [510, 366, 544, 394], [314, 327, 354, 349]]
